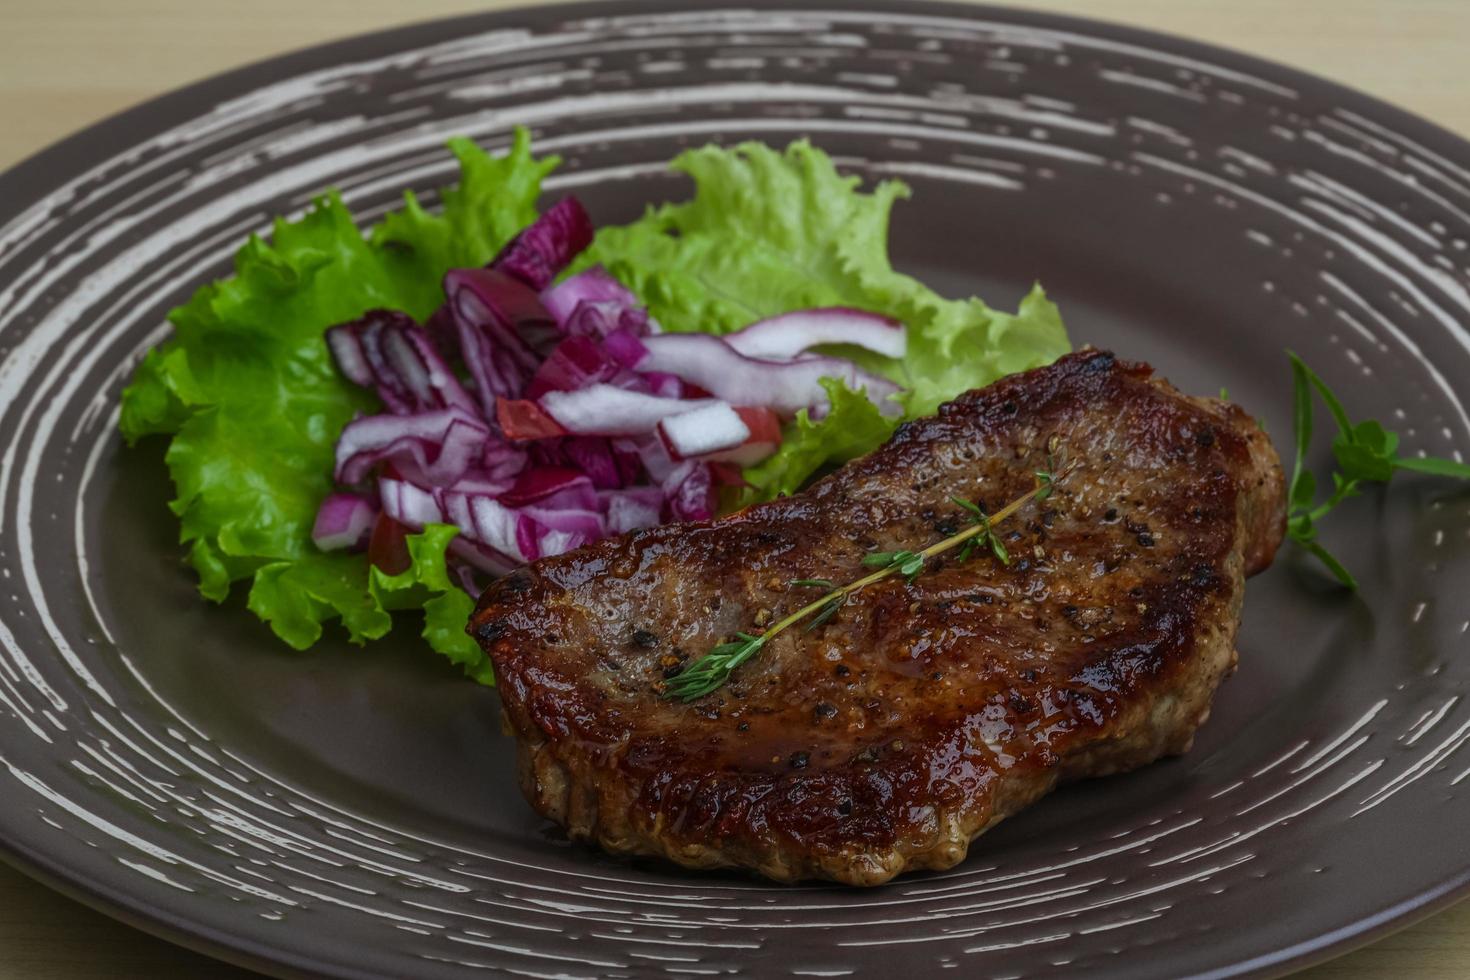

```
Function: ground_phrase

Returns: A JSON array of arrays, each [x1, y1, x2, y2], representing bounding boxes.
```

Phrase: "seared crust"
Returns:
[[471, 350, 1285, 885]]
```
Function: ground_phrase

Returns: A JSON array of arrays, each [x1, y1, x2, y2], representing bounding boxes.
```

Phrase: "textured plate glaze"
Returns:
[[1, 3, 1469, 977]]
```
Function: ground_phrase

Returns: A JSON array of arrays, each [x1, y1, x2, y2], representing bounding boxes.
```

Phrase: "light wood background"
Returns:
[[2, 1, 1469, 977]]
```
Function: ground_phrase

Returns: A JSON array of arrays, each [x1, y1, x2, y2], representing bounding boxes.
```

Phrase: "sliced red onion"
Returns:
[[336, 409, 489, 486], [614, 433, 679, 483], [534, 528, 591, 559], [456, 496, 596, 563], [634, 333, 903, 418], [379, 476, 444, 529], [526, 335, 625, 399], [328, 310, 481, 416], [605, 369, 656, 395], [319, 212, 932, 585], [600, 487, 664, 533], [662, 460, 715, 522], [657, 402, 750, 460], [642, 371, 685, 399], [438, 487, 476, 540], [500, 467, 599, 512], [540, 267, 639, 326], [312, 493, 378, 551], [382, 323, 479, 415], [422, 304, 459, 360], [537, 384, 721, 436], [518, 506, 604, 542], [602, 328, 649, 369], [443, 267, 554, 408], [325, 326, 374, 387], [448, 537, 520, 577], [482, 441, 527, 482], [491, 197, 595, 292], [559, 437, 625, 490], [466, 496, 531, 563], [565, 300, 652, 341], [725, 308, 907, 361], [327, 310, 416, 413], [434, 468, 517, 498]]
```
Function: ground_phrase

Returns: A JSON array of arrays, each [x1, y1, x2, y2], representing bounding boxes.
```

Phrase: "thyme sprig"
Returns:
[[949, 496, 1010, 565], [1034, 467, 1056, 501], [663, 465, 1067, 702], [861, 549, 926, 582]]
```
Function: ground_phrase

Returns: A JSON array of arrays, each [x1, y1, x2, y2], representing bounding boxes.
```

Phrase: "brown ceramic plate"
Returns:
[[2, 2, 1469, 977]]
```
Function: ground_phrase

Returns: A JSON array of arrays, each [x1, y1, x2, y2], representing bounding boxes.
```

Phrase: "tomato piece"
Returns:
[[733, 406, 782, 445], [708, 462, 748, 487], [496, 397, 567, 440], [368, 513, 412, 576]]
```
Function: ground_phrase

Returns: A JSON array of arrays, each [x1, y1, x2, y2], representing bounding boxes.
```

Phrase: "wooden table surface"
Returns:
[[3, 0, 1469, 977]]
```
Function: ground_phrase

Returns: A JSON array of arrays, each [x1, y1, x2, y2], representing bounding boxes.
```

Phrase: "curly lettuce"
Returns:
[[585, 140, 1070, 500], [120, 129, 558, 678]]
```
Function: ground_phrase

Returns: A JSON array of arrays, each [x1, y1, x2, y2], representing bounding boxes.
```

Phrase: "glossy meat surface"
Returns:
[[470, 349, 1285, 884]]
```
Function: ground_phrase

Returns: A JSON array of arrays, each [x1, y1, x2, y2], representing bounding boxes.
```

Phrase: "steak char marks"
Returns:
[[471, 349, 1285, 885]]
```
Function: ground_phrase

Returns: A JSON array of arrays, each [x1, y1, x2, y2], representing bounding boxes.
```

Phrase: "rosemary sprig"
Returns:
[[660, 632, 766, 701], [663, 465, 1066, 702], [1286, 351, 1470, 588]]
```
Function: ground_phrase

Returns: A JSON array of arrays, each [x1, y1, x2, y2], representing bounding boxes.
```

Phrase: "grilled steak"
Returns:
[[470, 349, 1285, 885]]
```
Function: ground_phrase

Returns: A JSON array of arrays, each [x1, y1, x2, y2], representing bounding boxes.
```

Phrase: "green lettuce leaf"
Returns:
[[369, 525, 490, 683], [119, 128, 558, 681], [585, 139, 1070, 499], [897, 283, 1069, 418], [584, 140, 913, 333], [736, 379, 898, 504]]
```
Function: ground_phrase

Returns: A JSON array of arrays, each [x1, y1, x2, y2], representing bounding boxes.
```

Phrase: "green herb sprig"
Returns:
[[656, 632, 766, 701], [949, 496, 1011, 564], [860, 549, 927, 582], [663, 465, 1067, 701], [1287, 351, 1470, 588]]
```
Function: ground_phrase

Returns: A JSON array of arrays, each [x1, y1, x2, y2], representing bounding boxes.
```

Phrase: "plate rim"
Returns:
[[2, 2, 1469, 977]]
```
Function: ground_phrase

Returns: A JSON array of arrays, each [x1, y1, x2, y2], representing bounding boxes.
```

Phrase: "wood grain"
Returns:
[[1, 1, 1467, 977]]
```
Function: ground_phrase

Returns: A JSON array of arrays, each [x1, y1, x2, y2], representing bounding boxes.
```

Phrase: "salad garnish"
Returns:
[[119, 128, 1069, 680], [318, 194, 906, 594]]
